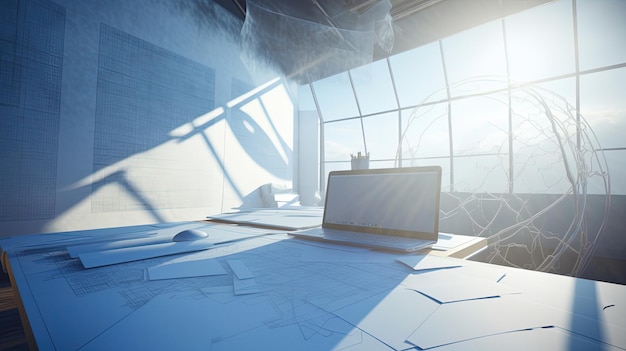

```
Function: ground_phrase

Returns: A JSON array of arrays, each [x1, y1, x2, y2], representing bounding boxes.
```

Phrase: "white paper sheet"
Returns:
[[299, 245, 402, 263], [396, 254, 463, 271], [23, 270, 134, 350], [0, 228, 157, 253], [147, 258, 227, 280], [79, 240, 214, 268], [427, 327, 622, 351], [208, 208, 323, 230], [233, 277, 264, 295], [69, 236, 171, 258], [333, 286, 440, 350], [227, 259, 255, 279], [80, 292, 280, 350], [209, 311, 392, 351], [72, 223, 282, 267], [431, 232, 477, 250], [407, 295, 563, 349], [453, 264, 507, 282], [287, 238, 367, 252], [401, 268, 520, 303]]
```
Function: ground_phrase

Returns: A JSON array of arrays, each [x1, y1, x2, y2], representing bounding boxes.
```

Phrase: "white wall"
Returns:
[[0, 0, 294, 236]]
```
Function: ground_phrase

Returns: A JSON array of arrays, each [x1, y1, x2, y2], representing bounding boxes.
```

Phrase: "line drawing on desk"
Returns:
[[16, 236, 416, 350]]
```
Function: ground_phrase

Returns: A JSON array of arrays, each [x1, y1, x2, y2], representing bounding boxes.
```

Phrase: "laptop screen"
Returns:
[[322, 166, 442, 239]]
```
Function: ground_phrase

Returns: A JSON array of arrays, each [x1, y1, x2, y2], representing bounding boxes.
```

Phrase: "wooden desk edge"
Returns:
[[2, 252, 38, 351]]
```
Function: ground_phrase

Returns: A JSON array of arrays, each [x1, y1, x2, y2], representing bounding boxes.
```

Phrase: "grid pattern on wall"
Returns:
[[0, 0, 65, 221], [92, 24, 216, 212]]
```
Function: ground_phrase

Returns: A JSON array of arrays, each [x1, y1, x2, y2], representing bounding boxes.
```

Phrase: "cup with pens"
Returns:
[[350, 152, 369, 170]]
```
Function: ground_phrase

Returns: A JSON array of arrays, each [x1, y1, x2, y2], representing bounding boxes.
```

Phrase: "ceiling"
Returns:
[[213, 0, 553, 83]]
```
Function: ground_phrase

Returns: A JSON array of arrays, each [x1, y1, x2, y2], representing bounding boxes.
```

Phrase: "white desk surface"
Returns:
[[206, 206, 325, 230], [2, 221, 625, 351]]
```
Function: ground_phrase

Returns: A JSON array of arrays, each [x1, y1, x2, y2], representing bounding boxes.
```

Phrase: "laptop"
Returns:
[[289, 166, 442, 252]]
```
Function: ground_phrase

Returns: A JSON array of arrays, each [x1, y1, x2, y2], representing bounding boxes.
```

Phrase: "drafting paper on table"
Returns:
[[453, 264, 507, 282], [406, 295, 562, 349], [402, 269, 520, 303], [80, 292, 280, 350], [286, 238, 367, 252], [299, 245, 402, 263], [68, 222, 230, 258], [147, 258, 227, 280], [396, 255, 463, 271], [68, 236, 172, 258], [208, 309, 391, 351], [333, 286, 440, 351], [201, 286, 233, 297], [0, 229, 157, 252], [422, 326, 623, 351], [208, 208, 323, 230], [401, 263, 506, 284], [227, 260, 255, 279], [431, 232, 476, 250], [66, 222, 275, 260], [22, 269, 134, 351], [79, 240, 214, 268], [233, 277, 264, 295]]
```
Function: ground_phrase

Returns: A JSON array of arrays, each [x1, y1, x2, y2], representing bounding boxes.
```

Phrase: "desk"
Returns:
[[205, 207, 488, 259], [1, 221, 625, 350]]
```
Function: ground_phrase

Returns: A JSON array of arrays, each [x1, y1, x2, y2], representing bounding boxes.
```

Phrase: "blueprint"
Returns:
[[5, 221, 626, 350], [8, 223, 408, 350]]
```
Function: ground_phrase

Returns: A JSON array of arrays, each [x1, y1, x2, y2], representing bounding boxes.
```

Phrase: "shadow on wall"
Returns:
[[228, 96, 293, 179], [1, 0, 294, 235], [57, 78, 293, 229]]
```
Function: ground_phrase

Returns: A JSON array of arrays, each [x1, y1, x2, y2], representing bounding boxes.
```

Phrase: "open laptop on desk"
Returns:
[[289, 166, 442, 252]]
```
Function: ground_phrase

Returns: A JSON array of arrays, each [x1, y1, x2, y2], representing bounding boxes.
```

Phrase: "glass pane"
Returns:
[[400, 102, 450, 159], [403, 157, 452, 192], [534, 77, 576, 109], [453, 155, 509, 193], [505, 0, 575, 82], [361, 112, 399, 161], [350, 59, 397, 115], [580, 67, 626, 150], [510, 78, 579, 194], [451, 93, 509, 156], [442, 20, 507, 94], [323, 119, 364, 162], [312, 72, 359, 121], [577, 0, 626, 71], [368, 160, 397, 169], [389, 42, 447, 108]]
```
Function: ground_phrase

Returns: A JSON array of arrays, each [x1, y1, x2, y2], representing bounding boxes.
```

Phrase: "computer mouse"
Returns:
[[173, 229, 209, 242]]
